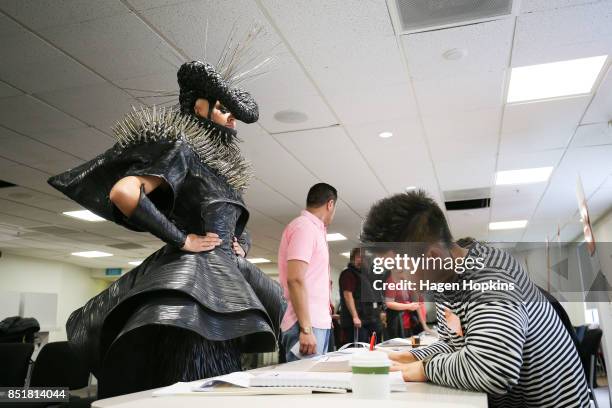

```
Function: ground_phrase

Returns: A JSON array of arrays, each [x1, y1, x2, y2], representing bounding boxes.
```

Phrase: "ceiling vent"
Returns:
[[391, 0, 515, 34], [107, 242, 145, 250], [444, 187, 491, 211]]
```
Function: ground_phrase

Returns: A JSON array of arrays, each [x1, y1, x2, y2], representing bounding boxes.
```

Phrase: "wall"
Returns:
[[0, 253, 108, 341]]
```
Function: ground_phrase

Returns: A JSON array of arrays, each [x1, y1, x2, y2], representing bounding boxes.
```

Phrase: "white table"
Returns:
[[92, 355, 487, 408]]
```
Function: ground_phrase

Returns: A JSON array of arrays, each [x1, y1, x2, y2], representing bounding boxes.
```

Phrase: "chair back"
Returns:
[[0, 343, 34, 386], [30, 341, 90, 389]]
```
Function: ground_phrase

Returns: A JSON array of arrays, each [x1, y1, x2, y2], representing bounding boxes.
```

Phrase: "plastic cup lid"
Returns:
[[349, 350, 391, 367]]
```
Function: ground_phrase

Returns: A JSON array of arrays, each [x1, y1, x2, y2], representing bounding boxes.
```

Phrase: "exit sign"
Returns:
[[105, 268, 122, 276]]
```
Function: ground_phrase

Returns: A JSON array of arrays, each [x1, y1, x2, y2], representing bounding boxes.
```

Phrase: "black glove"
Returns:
[[128, 185, 187, 248]]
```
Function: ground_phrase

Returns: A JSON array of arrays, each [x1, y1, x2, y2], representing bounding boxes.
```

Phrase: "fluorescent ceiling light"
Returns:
[[72, 251, 113, 258], [379, 132, 393, 138], [495, 167, 553, 185], [507, 56, 607, 103], [489, 220, 528, 230], [341, 252, 350, 258], [405, 186, 417, 191], [248, 258, 271, 264], [63, 210, 105, 222], [327, 233, 347, 242], [128, 260, 143, 266]]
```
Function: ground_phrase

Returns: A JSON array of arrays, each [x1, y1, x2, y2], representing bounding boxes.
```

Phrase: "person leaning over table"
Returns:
[[360, 190, 590, 408]]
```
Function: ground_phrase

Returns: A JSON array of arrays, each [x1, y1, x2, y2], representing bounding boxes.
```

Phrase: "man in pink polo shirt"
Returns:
[[278, 183, 337, 361]]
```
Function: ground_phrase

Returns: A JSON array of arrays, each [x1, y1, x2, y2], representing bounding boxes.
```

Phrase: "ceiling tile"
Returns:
[[401, 18, 514, 81], [497, 148, 564, 171], [35, 83, 138, 131], [512, 1, 612, 66], [434, 155, 497, 191], [413, 70, 506, 115], [582, 65, 612, 124], [28, 127, 115, 161], [519, 0, 605, 13], [40, 13, 179, 81], [446, 208, 490, 242], [571, 123, 612, 148], [0, 95, 84, 135], [0, 80, 23, 99], [500, 96, 591, 154]]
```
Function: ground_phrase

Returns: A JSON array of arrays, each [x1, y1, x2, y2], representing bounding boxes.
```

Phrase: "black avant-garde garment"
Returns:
[[48, 107, 285, 398]]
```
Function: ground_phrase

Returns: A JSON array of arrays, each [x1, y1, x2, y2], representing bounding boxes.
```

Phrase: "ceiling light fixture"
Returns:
[[327, 233, 347, 242], [489, 220, 528, 230], [507, 55, 607, 103], [247, 258, 271, 264], [495, 167, 553, 185], [63, 210, 106, 222], [273, 110, 308, 124], [340, 252, 350, 258], [128, 260, 143, 266], [379, 132, 393, 138], [405, 186, 417, 191], [72, 251, 113, 258]]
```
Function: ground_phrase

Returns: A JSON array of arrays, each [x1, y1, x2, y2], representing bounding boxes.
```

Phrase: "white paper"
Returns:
[[194, 371, 254, 390], [290, 341, 320, 359]]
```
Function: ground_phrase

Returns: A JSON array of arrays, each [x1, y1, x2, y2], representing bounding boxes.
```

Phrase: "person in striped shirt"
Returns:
[[361, 190, 590, 408]]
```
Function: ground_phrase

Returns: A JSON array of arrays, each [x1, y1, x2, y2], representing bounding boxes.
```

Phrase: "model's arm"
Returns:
[[342, 291, 361, 328], [109, 175, 221, 252], [286, 259, 317, 355]]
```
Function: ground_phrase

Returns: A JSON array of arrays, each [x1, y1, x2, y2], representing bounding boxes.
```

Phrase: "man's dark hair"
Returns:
[[361, 189, 453, 246], [306, 183, 337, 208], [349, 247, 361, 264]]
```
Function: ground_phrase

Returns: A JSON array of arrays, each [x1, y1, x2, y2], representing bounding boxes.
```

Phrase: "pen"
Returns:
[[369, 331, 376, 351]]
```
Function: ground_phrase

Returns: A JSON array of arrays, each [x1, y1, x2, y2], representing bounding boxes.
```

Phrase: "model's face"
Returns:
[[194, 98, 236, 129]]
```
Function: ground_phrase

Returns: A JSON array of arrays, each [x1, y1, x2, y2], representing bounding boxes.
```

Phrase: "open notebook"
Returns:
[[153, 371, 406, 396]]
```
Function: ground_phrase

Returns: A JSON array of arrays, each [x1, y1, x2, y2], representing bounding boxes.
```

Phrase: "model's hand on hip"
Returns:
[[182, 232, 222, 252], [299, 332, 317, 355], [232, 237, 246, 257]]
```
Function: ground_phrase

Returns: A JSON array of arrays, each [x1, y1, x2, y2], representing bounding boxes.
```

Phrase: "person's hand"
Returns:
[[352, 316, 362, 328], [232, 237, 246, 257], [388, 350, 417, 364], [390, 361, 427, 382], [444, 308, 463, 336], [181, 232, 222, 252], [403, 302, 420, 311], [423, 325, 438, 336], [299, 332, 317, 355]]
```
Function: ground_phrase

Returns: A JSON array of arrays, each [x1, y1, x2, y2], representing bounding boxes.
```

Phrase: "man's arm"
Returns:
[[286, 259, 317, 355], [421, 301, 527, 394], [385, 300, 420, 311], [342, 291, 362, 328]]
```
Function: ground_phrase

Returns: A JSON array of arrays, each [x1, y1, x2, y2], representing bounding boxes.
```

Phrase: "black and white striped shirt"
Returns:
[[411, 242, 590, 408]]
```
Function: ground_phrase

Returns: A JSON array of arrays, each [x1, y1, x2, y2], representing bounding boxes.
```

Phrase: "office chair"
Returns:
[[579, 328, 603, 408], [0, 343, 34, 386]]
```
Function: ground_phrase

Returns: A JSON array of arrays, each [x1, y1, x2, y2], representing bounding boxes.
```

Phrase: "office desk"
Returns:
[[92, 356, 487, 408]]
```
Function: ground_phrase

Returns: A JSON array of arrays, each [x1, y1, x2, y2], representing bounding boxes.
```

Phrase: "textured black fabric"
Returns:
[[49, 138, 285, 396], [338, 264, 383, 328], [128, 185, 186, 248], [0, 316, 39, 343], [177, 61, 259, 123]]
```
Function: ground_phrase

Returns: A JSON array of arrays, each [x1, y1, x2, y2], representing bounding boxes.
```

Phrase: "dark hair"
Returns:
[[361, 189, 453, 246], [349, 247, 361, 264], [456, 237, 477, 249], [306, 183, 337, 208]]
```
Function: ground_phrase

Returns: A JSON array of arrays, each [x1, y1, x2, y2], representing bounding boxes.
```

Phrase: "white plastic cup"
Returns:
[[349, 350, 391, 399]]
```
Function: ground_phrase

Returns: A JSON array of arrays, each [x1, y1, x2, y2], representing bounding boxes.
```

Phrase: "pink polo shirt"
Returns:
[[278, 210, 331, 331]]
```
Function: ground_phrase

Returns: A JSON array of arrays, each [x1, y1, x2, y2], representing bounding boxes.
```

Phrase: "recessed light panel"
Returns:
[[341, 252, 350, 258], [495, 167, 553, 185], [326, 233, 347, 242], [507, 56, 607, 103], [489, 220, 528, 230], [63, 210, 105, 222], [72, 251, 113, 258], [128, 260, 143, 266], [247, 258, 271, 264]]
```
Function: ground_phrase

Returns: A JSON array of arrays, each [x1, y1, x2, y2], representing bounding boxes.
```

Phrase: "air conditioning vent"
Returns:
[[392, 0, 514, 34], [443, 187, 491, 210]]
